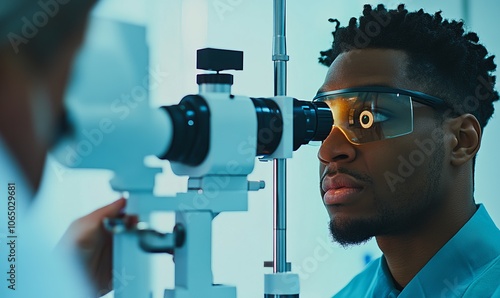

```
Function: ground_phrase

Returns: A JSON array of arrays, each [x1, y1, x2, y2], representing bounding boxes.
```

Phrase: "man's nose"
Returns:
[[318, 126, 356, 163]]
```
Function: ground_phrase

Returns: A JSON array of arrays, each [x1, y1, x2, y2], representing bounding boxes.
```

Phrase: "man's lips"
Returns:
[[322, 174, 364, 205]]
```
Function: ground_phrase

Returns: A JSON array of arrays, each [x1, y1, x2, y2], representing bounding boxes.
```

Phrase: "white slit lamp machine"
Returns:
[[53, 1, 334, 296]]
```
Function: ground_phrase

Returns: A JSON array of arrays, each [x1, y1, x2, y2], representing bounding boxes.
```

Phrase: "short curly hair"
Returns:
[[319, 4, 499, 130]]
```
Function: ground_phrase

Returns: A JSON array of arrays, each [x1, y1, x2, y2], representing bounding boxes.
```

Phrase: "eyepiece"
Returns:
[[292, 100, 333, 150]]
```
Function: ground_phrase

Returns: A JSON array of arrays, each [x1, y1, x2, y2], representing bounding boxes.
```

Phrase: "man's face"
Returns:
[[318, 49, 448, 246]]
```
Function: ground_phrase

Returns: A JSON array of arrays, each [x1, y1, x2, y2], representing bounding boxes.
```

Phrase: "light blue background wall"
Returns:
[[33, 1, 500, 297]]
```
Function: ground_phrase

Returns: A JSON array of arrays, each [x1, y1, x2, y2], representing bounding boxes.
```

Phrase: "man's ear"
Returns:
[[448, 114, 482, 166]]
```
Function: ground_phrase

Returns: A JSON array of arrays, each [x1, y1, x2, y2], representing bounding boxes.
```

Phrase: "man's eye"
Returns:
[[358, 110, 389, 129]]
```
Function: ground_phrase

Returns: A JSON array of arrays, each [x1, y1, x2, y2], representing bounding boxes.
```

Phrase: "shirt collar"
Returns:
[[398, 204, 500, 297]]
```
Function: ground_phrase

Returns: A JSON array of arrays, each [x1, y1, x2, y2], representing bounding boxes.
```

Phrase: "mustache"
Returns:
[[320, 167, 373, 187]]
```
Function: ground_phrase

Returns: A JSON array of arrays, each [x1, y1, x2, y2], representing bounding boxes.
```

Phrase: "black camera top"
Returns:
[[197, 48, 243, 72]]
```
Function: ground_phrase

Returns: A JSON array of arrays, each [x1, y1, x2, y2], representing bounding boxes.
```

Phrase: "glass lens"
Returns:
[[315, 92, 413, 144]]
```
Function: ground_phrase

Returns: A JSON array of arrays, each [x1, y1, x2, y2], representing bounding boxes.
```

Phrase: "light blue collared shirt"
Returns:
[[333, 204, 500, 297]]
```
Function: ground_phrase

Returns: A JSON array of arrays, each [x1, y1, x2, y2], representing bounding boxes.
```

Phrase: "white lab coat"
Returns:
[[0, 137, 93, 297]]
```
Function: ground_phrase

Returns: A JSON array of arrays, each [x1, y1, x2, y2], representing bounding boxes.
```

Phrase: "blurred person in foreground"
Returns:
[[0, 1, 124, 296], [317, 4, 500, 297]]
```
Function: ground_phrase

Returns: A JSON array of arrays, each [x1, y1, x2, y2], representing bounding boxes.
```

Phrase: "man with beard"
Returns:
[[316, 4, 500, 297]]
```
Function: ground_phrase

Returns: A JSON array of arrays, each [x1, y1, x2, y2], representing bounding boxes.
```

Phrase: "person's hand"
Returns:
[[58, 198, 126, 296]]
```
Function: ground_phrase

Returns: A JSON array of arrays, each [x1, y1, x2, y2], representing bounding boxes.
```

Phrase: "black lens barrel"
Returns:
[[160, 95, 210, 166], [250, 98, 284, 156]]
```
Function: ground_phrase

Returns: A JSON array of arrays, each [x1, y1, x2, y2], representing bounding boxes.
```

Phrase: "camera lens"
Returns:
[[160, 95, 210, 166]]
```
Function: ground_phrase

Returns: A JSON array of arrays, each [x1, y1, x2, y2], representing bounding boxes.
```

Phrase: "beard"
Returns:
[[328, 203, 407, 247], [328, 143, 445, 247]]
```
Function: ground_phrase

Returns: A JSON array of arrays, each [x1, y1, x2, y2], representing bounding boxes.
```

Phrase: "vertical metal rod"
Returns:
[[461, 0, 470, 25], [272, 0, 289, 274]]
